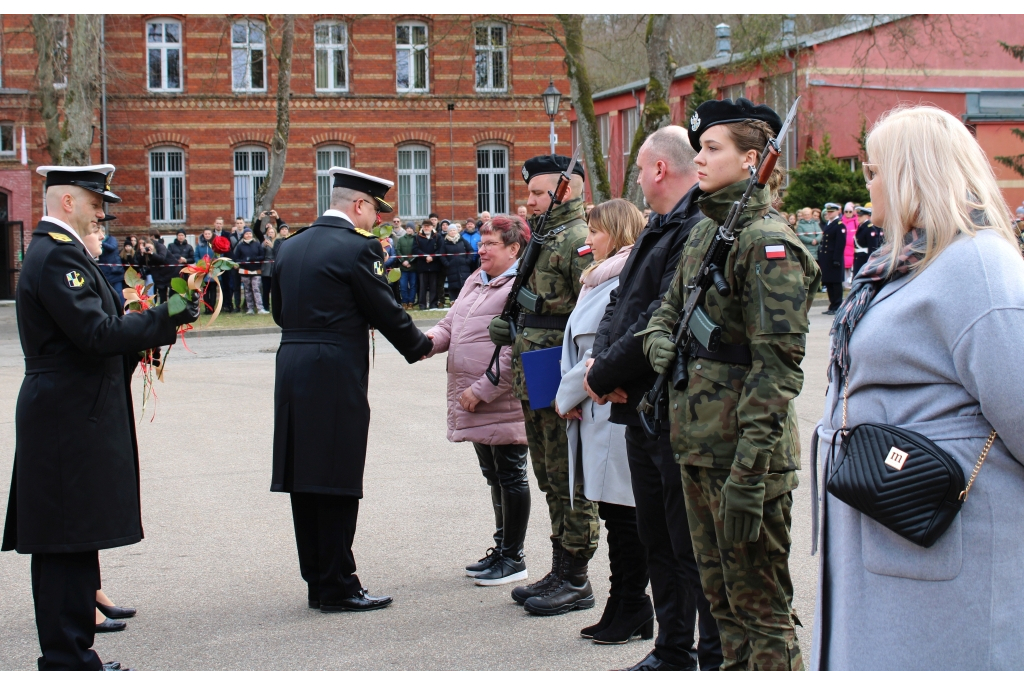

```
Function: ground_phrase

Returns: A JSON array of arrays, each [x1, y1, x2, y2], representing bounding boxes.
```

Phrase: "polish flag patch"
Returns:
[[577, 245, 593, 256], [764, 244, 786, 260]]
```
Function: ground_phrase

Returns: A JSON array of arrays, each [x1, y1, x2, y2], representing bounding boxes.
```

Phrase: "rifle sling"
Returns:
[[690, 339, 752, 366]]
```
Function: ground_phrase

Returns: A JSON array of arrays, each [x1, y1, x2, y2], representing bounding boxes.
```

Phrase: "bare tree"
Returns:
[[622, 14, 673, 205], [31, 14, 64, 164], [252, 14, 295, 224]]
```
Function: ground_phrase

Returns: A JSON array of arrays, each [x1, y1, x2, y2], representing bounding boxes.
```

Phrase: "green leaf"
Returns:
[[170, 277, 189, 296], [167, 293, 187, 317], [373, 224, 393, 240], [124, 266, 143, 288], [386, 268, 402, 283]]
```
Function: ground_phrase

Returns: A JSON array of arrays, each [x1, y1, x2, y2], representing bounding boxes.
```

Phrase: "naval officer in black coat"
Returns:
[[1, 165, 199, 670], [271, 167, 431, 612]]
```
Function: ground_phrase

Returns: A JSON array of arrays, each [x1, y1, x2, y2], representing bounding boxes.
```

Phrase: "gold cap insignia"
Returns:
[[65, 270, 85, 289], [48, 231, 72, 243]]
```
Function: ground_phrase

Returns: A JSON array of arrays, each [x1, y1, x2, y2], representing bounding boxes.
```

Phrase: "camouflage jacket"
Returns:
[[643, 180, 821, 497], [511, 197, 592, 401]]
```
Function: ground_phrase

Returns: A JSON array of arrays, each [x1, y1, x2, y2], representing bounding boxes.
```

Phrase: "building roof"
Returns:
[[591, 14, 908, 101]]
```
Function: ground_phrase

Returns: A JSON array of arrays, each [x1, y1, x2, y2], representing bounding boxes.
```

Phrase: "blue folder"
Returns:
[[520, 346, 563, 411]]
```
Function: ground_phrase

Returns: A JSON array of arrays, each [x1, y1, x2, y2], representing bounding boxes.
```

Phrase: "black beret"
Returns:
[[687, 98, 783, 152], [521, 154, 585, 184]]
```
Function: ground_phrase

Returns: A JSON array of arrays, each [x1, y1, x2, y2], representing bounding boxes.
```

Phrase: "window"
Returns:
[[474, 24, 507, 92], [149, 147, 185, 223], [46, 16, 68, 89], [597, 113, 611, 171], [621, 107, 639, 168], [0, 123, 14, 156], [147, 20, 182, 92], [764, 73, 796, 172], [233, 146, 267, 220], [315, 146, 351, 215], [837, 157, 860, 173], [397, 145, 430, 219], [721, 83, 745, 101], [477, 146, 508, 215], [231, 20, 266, 92], [314, 22, 348, 92], [395, 22, 428, 92]]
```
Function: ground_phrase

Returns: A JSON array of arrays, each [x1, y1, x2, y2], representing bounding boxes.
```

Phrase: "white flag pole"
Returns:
[[20, 127, 27, 166]]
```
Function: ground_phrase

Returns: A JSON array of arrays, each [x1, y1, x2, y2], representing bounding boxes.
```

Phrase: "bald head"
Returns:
[[45, 184, 106, 235], [641, 126, 697, 176], [636, 126, 699, 215]]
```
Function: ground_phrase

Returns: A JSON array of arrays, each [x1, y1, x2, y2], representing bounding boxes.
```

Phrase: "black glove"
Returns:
[[488, 317, 514, 347], [169, 292, 200, 326]]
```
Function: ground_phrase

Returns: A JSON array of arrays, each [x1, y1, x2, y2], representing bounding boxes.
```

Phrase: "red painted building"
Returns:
[[0, 14, 572, 298], [579, 14, 1024, 208]]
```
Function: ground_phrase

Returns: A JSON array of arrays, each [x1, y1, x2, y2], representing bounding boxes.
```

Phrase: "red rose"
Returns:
[[212, 236, 231, 254]]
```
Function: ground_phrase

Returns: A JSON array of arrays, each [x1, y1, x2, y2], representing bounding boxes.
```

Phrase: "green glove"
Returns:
[[488, 316, 514, 347], [719, 476, 766, 543], [647, 335, 677, 375]]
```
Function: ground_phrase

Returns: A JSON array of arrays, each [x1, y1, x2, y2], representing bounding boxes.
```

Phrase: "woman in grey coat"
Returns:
[[811, 105, 1024, 670]]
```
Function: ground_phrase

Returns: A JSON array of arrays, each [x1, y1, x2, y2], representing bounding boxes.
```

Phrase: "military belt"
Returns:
[[280, 328, 361, 345], [690, 339, 752, 366], [523, 314, 570, 331]]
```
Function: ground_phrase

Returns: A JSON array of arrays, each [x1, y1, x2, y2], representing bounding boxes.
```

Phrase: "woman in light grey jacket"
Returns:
[[556, 199, 648, 645], [811, 105, 1024, 670]]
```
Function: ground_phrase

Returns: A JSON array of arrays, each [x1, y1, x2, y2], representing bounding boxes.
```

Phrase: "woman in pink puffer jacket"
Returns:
[[425, 215, 531, 587]]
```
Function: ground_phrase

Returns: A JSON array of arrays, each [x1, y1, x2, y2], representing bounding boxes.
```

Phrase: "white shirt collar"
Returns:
[[322, 209, 355, 224], [41, 216, 88, 250]]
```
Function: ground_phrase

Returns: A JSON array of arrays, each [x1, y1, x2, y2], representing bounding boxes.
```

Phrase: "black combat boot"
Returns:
[[523, 552, 595, 616], [511, 539, 562, 605]]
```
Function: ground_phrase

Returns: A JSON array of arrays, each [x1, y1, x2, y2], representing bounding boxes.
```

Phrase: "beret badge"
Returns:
[[690, 112, 701, 132]]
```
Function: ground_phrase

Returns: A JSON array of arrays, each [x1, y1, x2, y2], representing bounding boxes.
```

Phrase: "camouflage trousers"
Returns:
[[521, 402, 600, 560], [680, 465, 803, 671]]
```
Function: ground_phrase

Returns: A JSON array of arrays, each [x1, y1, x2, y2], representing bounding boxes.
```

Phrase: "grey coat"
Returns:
[[811, 230, 1024, 670]]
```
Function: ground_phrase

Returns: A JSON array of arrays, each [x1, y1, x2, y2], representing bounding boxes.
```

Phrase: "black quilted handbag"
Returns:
[[826, 383, 997, 548]]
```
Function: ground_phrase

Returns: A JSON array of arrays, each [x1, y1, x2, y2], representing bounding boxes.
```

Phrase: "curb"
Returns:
[[185, 318, 442, 339]]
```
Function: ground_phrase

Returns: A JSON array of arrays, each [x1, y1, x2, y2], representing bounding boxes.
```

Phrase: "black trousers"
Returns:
[[154, 285, 169, 305], [625, 425, 723, 671], [472, 442, 530, 557], [31, 551, 103, 671], [598, 502, 650, 603], [221, 270, 236, 312], [289, 493, 361, 603], [417, 272, 440, 309], [825, 282, 844, 311], [261, 276, 272, 309]]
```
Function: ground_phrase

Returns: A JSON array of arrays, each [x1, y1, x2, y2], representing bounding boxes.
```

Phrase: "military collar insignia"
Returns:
[[48, 231, 73, 243], [690, 112, 701, 131], [65, 270, 85, 288]]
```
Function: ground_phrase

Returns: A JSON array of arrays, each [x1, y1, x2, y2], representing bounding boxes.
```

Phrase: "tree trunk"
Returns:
[[32, 14, 63, 164], [253, 15, 295, 225], [62, 14, 102, 165], [622, 14, 673, 206], [556, 14, 610, 204]]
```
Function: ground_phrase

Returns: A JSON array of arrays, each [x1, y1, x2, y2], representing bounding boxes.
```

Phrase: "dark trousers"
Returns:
[[261, 276, 272, 309], [202, 279, 218, 314], [599, 502, 650, 603], [154, 285, 169, 305], [472, 442, 531, 559], [417, 271, 440, 309], [625, 425, 723, 671], [289, 493, 361, 604], [31, 551, 102, 671], [221, 270, 236, 312], [824, 282, 844, 311]]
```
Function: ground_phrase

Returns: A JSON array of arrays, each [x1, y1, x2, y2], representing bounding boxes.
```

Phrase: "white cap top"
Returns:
[[328, 166, 394, 189], [36, 164, 116, 177]]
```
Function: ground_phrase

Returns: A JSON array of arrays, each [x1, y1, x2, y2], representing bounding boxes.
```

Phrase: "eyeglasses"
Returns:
[[478, 240, 505, 251], [862, 163, 879, 183], [844, 210, 855, 215]]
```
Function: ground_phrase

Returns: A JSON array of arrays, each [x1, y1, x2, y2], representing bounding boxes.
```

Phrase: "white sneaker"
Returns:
[[257, 309, 270, 315]]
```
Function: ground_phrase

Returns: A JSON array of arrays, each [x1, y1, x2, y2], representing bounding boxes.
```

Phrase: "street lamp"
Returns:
[[542, 79, 562, 155]]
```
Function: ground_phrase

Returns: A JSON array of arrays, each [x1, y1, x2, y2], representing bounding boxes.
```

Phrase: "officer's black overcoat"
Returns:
[[2, 222, 177, 554], [270, 214, 431, 498], [817, 217, 847, 284]]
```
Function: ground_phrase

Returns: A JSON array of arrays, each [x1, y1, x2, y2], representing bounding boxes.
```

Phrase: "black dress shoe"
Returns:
[[96, 618, 127, 633], [103, 661, 132, 671], [308, 599, 320, 609], [98, 603, 137, 619], [320, 588, 393, 613], [626, 650, 697, 671]]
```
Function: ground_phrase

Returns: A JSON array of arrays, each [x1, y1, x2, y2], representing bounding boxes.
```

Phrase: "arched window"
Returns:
[[397, 145, 430, 219], [315, 146, 351, 215], [395, 21, 428, 93], [149, 146, 185, 223], [476, 145, 508, 215], [146, 19, 182, 92], [233, 146, 267, 220], [314, 21, 348, 92]]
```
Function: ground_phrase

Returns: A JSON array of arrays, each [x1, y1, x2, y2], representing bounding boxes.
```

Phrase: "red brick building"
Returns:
[[0, 14, 572, 298], [578, 14, 1024, 207]]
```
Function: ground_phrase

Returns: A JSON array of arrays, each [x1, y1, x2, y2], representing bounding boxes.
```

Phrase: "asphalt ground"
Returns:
[[0, 302, 832, 671]]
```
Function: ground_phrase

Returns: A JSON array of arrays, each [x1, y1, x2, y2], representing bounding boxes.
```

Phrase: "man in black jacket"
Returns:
[[584, 127, 722, 671], [817, 203, 846, 314]]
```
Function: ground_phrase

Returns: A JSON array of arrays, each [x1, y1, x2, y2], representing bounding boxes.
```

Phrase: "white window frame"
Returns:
[[315, 146, 351, 216], [233, 146, 267, 220], [149, 146, 186, 223], [395, 21, 429, 93], [597, 113, 611, 172], [50, 16, 68, 90], [474, 23, 507, 93], [721, 83, 746, 101], [231, 20, 266, 93], [476, 145, 508, 215], [146, 19, 183, 93], [621, 107, 639, 169], [397, 145, 431, 219], [314, 21, 348, 93]]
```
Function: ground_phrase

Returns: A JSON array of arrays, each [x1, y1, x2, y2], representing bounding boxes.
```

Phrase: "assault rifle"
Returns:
[[485, 144, 582, 386], [636, 97, 800, 439]]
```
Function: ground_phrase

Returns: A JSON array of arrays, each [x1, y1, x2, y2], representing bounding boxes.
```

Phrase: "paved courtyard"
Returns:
[[0, 303, 832, 670]]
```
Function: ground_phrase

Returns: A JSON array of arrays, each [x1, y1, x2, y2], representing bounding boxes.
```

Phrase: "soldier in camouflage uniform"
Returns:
[[641, 99, 821, 670], [488, 155, 599, 616]]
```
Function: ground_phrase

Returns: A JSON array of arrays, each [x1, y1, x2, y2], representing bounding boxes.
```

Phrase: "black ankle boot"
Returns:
[[593, 597, 655, 644], [523, 552, 595, 616], [581, 597, 620, 639], [511, 539, 562, 605]]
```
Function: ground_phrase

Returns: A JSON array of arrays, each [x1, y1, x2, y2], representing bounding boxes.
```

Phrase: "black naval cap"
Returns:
[[687, 98, 783, 152], [330, 166, 395, 213], [521, 154, 585, 184], [36, 164, 122, 203]]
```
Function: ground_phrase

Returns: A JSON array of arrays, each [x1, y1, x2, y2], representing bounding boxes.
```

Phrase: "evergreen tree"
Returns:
[[782, 136, 868, 212], [995, 42, 1024, 178], [686, 66, 716, 122]]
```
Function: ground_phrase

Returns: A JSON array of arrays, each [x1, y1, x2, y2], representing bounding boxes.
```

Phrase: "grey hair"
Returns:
[[329, 186, 370, 209], [643, 125, 697, 174]]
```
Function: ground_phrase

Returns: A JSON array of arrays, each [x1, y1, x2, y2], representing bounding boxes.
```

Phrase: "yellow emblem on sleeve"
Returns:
[[48, 232, 72, 243], [65, 271, 85, 289], [373, 261, 384, 276]]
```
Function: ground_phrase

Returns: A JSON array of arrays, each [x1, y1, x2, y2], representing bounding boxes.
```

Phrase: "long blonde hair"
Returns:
[[867, 105, 1016, 275], [582, 199, 644, 277]]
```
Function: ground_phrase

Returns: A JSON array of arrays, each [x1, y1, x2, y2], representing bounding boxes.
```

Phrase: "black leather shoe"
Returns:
[[97, 603, 136, 619], [581, 597, 620, 639], [466, 547, 500, 577], [626, 650, 697, 671], [308, 599, 320, 609], [593, 598, 655, 645], [102, 661, 133, 671], [523, 553, 595, 616], [96, 618, 127, 633], [320, 588, 393, 613]]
